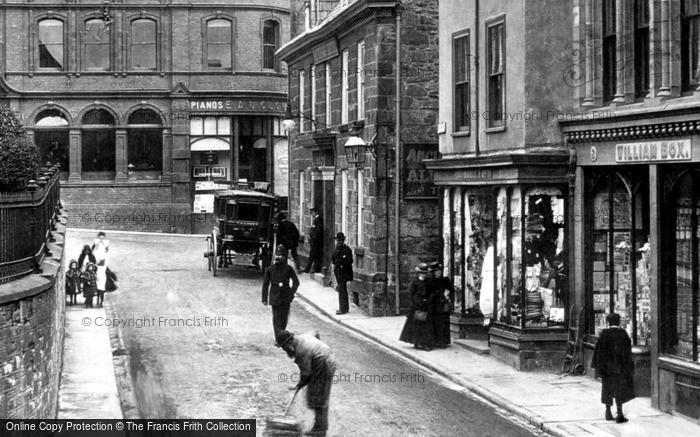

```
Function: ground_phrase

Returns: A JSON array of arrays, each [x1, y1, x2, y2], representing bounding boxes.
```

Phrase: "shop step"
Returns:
[[453, 339, 490, 355]]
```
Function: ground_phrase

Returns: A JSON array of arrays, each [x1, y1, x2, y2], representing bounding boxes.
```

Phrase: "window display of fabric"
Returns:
[[480, 245, 495, 318]]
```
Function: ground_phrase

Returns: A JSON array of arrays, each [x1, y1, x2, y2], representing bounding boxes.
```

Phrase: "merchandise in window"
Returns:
[[452, 189, 464, 311], [466, 190, 494, 317]]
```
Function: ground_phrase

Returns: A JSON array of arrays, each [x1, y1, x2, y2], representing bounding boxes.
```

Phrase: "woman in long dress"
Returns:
[[399, 263, 435, 351]]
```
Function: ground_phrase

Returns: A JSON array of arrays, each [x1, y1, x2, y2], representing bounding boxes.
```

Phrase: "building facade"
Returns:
[[0, 0, 291, 234], [560, 0, 700, 421], [278, 0, 440, 316], [426, 0, 577, 370]]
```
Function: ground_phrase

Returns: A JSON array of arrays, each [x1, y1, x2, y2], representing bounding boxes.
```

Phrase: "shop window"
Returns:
[[239, 116, 267, 183], [453, 31, 470, 133], [589, 170, 650, 344], [263, 20, 279, 70], [81, 110, 115, 180], [34, 109, 69, 180], [486, 19, 504, 128], [634, 0, 650, 98], [190, 116, 230, 136], [602, 0, 617, 102], [466, 189, 494, 316], [682, 0, 700, 91], [131, 19, 157, 70], [206, 19, 232, 69], [664, 170, 700, 362], [38, 19, 64, 69], [84, 18, 110, 70], [127, 109, 162, 180], [452, 189, 464, 310]]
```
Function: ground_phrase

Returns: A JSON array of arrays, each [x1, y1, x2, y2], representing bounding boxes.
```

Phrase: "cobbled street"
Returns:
[[65, 230, 541, 437]]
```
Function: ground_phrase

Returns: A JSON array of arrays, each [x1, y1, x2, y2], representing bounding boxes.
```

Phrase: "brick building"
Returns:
[[277, 0, 440, 316], [0, 0, 291, 233]]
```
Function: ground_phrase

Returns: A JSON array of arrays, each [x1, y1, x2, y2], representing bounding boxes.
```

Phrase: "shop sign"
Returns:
[[274, 138, 289, 197], [615, 139, 691, 163], [189, 99, 287, 114], [403, 144, 439, 199]]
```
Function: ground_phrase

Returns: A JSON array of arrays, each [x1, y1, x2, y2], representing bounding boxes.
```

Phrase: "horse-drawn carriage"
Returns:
[[203, 186, 277, 276]]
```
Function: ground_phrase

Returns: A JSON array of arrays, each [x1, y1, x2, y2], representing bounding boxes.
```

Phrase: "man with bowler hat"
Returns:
[[332, 232, 353, 315], [262, 245, 300, 339], [304, 207, 324, 273]]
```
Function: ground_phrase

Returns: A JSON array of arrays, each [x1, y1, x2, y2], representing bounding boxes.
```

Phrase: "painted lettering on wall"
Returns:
[[615, 139, 692, 163], [403, 144, 439, 199], [189, 99, 287, 113]]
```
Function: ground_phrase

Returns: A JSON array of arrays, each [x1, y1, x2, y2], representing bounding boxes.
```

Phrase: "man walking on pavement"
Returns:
[[262, 245, 300, 340], [304, 207, 324, 273], [276, 212, 301, 270], [332, 232, 353, 315], [276, 329, 336, 436]]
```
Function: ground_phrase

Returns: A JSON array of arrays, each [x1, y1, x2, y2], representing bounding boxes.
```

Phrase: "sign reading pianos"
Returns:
[[189, 99, 287, 114], [403, 144, 439, 199]]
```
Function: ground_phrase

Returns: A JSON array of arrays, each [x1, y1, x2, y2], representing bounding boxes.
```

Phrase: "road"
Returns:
[[65, 230, 542, 437]]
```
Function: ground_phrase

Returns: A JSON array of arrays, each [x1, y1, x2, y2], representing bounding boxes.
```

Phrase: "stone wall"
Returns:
[[0, 221, 67, 418]]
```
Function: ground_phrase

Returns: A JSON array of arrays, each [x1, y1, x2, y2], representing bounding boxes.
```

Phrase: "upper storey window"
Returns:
[[263, 20, 279, 70], [682, 0, 700, 91], [84, 18, 111, 70], [131, 19, 157, 70], [206, 19, 232, 69], [38, 19, 64, 69]]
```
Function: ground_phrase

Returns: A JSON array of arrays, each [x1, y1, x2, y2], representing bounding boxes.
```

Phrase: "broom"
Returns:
[[265, 386, 302, 435]]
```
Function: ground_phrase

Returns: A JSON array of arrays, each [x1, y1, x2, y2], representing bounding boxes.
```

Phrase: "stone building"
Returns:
[[277, 0, 440, 316], [425, 0, 576, 370], [0, 0, 291, 234]]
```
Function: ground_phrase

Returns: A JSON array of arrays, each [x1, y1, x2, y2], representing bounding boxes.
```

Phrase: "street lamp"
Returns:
[[344, 133, 377, 166], [282, 102, 317, 133]]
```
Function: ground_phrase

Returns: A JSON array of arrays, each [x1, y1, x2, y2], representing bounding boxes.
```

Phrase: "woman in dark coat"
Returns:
[[591, 313, 635, 423], [429, 262, 453, 348], [78, 245, 96, 271], [399, 263, 435, 351], [81, 263, 97, 308], [65, 259, 81, 306]]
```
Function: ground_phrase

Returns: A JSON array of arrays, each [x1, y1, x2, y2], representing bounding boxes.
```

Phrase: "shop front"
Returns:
[[565, 115, 700, 420], [427, 151, 574, 370]]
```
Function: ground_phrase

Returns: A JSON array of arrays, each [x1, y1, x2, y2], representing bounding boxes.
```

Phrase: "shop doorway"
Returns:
[[312, 178, 335, 274]]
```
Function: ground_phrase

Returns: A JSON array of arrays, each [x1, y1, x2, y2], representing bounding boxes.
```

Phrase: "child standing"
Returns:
[[65, 260, 81, 306], [95, 259, 107, 308], [81, 263, 97, 308]]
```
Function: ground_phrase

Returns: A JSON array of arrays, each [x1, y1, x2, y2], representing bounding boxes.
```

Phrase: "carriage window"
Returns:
[[237, 203, 258, 221]]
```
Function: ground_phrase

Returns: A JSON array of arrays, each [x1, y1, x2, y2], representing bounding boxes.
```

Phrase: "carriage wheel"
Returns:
[[210, 230, 218, 277], [205, 236, 213, 271]]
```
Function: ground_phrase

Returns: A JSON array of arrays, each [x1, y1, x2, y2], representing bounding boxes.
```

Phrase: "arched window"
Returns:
[[206, 19, 232, 68], [263, 20, 279, 70], [34, 109, 69, 180], [131, 19, 156, 70], [84, 18, 110, 70], [127, 109, 162, 179], [81, 109, 115, 179], [38, 19, 64, 69]]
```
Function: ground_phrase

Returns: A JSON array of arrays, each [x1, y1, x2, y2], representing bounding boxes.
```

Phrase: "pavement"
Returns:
[[293, 271, 700, 437]]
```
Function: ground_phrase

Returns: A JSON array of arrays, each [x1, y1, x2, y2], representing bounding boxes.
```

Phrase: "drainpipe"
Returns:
[[394, 12, 402, 315], [474, 0, 480, 155]]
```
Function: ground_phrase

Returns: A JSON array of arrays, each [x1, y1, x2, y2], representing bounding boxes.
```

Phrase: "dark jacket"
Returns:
[[277, 219, 300, 249], [332, 243, 353, 282], [78, 251, 96, 270], [65, 268, 81, 295], [262, 262, 300, 306], [592, 326, 635, 404], [432, 276, 453, 314], [409, 278, 432, 312], [81, 270, 97, 298], [309, 215, 324, 246]]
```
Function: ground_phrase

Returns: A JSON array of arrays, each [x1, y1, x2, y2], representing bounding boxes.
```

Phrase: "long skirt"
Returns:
[[433, 313, 451, 346], [601, 373, 635, 405], [399, 311, 434, 346], [307, 356, 337, 409]]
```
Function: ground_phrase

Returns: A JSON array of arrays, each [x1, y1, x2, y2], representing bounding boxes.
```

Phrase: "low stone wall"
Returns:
[[0, 221, 67, 418]]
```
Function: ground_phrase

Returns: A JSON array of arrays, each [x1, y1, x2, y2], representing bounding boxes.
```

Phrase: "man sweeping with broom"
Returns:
[[275, 330, 336, 436]]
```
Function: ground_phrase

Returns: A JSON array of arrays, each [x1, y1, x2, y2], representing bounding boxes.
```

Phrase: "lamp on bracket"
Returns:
[[344, 132, 377, 166], [282, 101, 318, 133]]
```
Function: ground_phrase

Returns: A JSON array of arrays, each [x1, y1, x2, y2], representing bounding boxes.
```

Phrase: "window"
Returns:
[[190, 116, 230, 136], [206, 19, 232, 68], [263, 20, 279, 70], [357, 41, 365, 120], [34, 110, 69, 180], [38, 19, 64, 69], [128, 109, 162, 180], [453, 31, 470, 132], [634, 0, 650, 98], [311, 65, 317, 123], [299, 69, 306, 133], [589, 170, 649, 343], [341, 49, 349, 124], [357, 169, 364, 247], [81, 109, 115, 179], [603, 0, 617, 102], [131, 19, 156, 70], [325, 63, 332, 126], [663, 170, 700, 362], [486, 20, 504, 128], [682, 0, 700, 91], [341, 169, 348, 236], [84, 18, 111, 70]]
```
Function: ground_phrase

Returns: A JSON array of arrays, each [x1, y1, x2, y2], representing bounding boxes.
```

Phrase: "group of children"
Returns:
[[65, 232, 113, 308]]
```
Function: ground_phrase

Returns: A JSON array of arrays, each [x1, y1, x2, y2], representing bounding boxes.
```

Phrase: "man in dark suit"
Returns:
[[304, 207, 324, 273], [262, 245, 300, 340], [332, 232, 353, 315], [276, 212, 301, 270], [591, 313, 635, 423]]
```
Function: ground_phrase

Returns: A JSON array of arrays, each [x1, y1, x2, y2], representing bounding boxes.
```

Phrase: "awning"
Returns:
[[190, 137, 230, 151]]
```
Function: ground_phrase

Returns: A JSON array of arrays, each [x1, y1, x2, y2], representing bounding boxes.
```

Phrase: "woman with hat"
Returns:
[[399, 263, 435, 351], [429, 262, 453, 348]]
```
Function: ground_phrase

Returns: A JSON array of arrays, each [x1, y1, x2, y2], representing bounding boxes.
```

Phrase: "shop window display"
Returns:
[[467, 190, 493, 317], [452, 189, 464, 310]]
